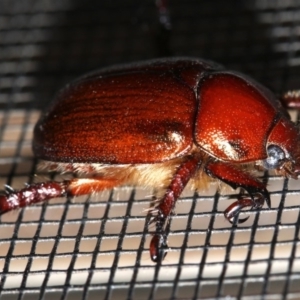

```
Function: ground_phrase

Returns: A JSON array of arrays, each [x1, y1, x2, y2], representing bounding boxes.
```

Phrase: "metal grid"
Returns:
[[1, 0, 300, 299]]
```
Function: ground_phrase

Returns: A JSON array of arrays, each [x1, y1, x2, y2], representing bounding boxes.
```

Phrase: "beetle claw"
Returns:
[[148, 223, 169, 262], [265, 194, 271, 209], [148, 208, 170, 262], [149, 234, 169, 262], [224, 196, 264, 224], [4, 185, 14, 194], [236, 216, 250, 224], [227, 215, 250, 224], [243, 186, 270, 209]]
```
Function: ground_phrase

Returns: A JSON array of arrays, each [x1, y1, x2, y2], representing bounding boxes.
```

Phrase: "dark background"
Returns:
[[2, 0, 300, 111], [1, 1, 300, 299]]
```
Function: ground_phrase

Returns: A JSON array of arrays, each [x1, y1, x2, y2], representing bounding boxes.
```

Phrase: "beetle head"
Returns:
[[264, 117, 300, 179]]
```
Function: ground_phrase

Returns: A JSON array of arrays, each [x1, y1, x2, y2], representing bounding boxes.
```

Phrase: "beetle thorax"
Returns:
[[195, 73, 278, 163]]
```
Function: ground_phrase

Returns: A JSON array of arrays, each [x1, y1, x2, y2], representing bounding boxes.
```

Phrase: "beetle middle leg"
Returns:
[[205, 161, 270, 223], [149, 155, 202, 262]]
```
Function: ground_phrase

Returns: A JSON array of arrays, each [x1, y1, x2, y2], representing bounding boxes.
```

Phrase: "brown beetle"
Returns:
[[1, 58, 300, 262]]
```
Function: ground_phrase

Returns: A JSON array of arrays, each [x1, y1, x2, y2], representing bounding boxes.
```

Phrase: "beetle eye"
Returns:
[[263, 145, 286, 170]]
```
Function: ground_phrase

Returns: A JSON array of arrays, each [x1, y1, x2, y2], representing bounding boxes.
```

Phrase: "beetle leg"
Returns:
[[149, 155, 202, 262], [224, 195, 265, 223], [205, 161, 270, 223], [0, 177, 122, 215], [281, 90, 300, 108]]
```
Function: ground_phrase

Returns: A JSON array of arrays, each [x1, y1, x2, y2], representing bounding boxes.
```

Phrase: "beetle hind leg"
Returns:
[[0, 177, 122, 215]]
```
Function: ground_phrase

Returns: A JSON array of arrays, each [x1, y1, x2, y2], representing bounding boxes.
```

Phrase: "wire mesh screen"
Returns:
[[1, 0, 300, 299]]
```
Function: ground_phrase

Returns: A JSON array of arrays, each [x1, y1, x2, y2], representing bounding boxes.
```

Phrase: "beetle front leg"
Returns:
[[205, 161, 270, 223], [223, 196, 265, 223], [149, 155, 202, 262], [0, 177, 122, 215]]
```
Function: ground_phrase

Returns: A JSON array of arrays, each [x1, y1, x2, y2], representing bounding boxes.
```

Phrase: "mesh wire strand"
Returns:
[[1, 0, 300, 299]]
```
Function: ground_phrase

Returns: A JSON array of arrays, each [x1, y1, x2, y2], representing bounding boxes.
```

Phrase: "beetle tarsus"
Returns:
[[242, 186, 271, 209], [149, 209, 169, 261], [150, 233, 169, 262], [149, 209, 169, 262], [224, 194, 265, 223]]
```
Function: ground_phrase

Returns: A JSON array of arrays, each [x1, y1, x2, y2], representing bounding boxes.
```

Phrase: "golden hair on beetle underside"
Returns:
[[38, 153, 261, 198]]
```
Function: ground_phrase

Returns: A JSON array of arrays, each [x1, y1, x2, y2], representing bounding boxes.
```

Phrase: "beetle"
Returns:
[[1, 58, 300, 262]]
